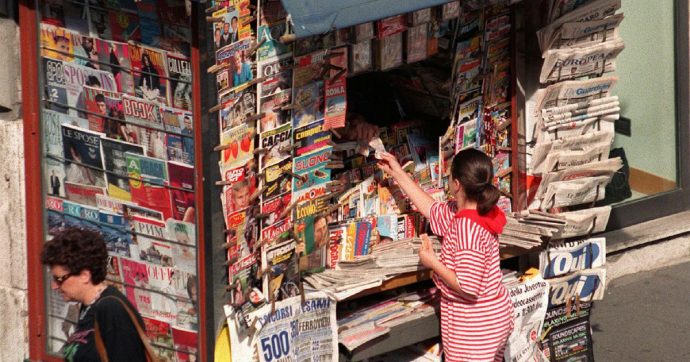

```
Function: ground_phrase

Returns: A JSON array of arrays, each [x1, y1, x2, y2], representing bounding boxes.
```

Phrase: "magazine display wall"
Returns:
[[208, 0, 531, 360], [38, 1, 199, 360]]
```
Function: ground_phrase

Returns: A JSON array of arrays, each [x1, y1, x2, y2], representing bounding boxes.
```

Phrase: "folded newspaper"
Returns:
[[540, 38, 625, 83], [537, 0, 621, 52]]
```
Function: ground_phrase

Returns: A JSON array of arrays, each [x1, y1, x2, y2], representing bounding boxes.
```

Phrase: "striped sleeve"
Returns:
[[429, 201, 454, 237], [454, 246, 488, 298]]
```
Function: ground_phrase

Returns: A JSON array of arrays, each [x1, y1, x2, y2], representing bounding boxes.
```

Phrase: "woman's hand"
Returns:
[[418, 234, 438, 269], [376, 152, 404, 178]]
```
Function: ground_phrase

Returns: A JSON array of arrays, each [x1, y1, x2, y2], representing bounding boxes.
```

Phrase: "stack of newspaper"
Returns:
[[304, 236, 441, 300], [528, 0, 625, 217], [337, 287, 439, 351], [499, 211, 566, 249]]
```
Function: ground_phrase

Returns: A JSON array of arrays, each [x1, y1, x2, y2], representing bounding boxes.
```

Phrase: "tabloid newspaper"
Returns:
[[540, 39, 624, 83], [540, 237, 606, 279], [504, 275, 551, 362], [547, 267, 605, 308]]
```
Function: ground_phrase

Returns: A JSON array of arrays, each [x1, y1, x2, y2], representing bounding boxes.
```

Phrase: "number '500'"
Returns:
[[260, 331, 290, 361]]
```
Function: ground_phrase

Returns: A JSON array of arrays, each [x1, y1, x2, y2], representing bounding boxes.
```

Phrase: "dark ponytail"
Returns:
[[450, 148, 501, 215]]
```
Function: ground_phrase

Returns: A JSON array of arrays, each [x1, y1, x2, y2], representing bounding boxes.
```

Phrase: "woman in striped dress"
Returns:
[[377, 148, 514, 362]]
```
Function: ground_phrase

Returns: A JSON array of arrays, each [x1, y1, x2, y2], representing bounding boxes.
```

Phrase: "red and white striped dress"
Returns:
[[429, 201, 514, 362]]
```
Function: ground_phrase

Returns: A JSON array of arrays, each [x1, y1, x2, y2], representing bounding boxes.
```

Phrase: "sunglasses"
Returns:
[[52, 273, 75, 286]]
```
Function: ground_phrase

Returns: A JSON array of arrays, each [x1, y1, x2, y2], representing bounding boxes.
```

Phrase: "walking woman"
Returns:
[[42, 227, 154, 361], [377, 148, 514, 362]]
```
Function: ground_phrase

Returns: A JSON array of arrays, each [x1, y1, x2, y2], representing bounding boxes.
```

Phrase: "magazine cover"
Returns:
[[260, 192, 292, 229], [260, 217, 292, 244], [258, 123, 292, 170], [291, 81, 324, 128], [323, 46, 348, 130], [219, 88, 256, 132], [168, 162, 195, 222], [221, 162, 258, 217], [292, 51, 327, 88], [293, 119, 330, 157], [166, 133, 194, 166], [136, 0, 163, 46], [292, 146, 332, 197], [40, 24, 77, 62], [167, 52, 192, 110], [129, 43, 168, 104], [161, 106, 193, 135], [219, 123, 255, 168], [406, 24, 428, 64], [46, 196, 65, 235], [42, 57, 117, 117], [126, 152, 174, 219], [354, 22, 375, 42], [212, 7, 239, 50], [229, 253, 260, 307], [143, 317, 176, 361], [294, 202, 329, 273], [350, 40, 373, 75], [257, 20, 291, 62], [172, 327, 199, 362], [261, 238, 300, 301], [61, 124, 106, 188], [258, 89, 291, 133], [257, 53, 293, 99], [99, 211, 133, 257], [41, 1, 89, 34], [101, 137, 145, 201], [166, 219, 197, 247], [262, 157, 292, 200], [109, 10, 141, 43], [376, 15, 407, 38], [377, 33, 403, 71], [82, 85, 120, 134], [122, 94, 165, 130], [215, 38, 254, 89]]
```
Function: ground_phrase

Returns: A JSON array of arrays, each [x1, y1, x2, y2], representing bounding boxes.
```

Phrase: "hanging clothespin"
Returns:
[[278, 200, 300, 220], [285, 170, 308, 183], [299, 280, 306, 305], [206, 15, 224, 23], [241, 15, 256, 27], [249, 184, 267, 202], [279, 34, 296, 44], [207, 62, 230, 74], [245, 112, 265, 123], [247, 38, 268, 57], [325, 161, 345, 169], [205, 5, 222, 14], [278, 143, 299, 154]]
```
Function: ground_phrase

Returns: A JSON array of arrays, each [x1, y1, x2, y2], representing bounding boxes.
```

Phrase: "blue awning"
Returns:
[[280, 0, 453, 38]]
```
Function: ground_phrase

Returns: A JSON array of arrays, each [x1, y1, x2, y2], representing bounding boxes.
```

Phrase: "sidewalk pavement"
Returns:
[[591, 261, 690, 361]]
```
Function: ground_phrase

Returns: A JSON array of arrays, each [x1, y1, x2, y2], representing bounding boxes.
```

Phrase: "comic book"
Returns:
[[166, 52, 192, 111], [261, 238, 300, 301], [129, 43, 168, 104], [258, 123, 292, 170]]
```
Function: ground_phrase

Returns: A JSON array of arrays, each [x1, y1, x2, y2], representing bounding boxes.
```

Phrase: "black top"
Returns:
[[62, 285, 147, 362]]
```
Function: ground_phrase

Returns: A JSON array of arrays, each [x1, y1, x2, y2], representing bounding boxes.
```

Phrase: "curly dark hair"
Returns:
[[40, 227, 109, 284]]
